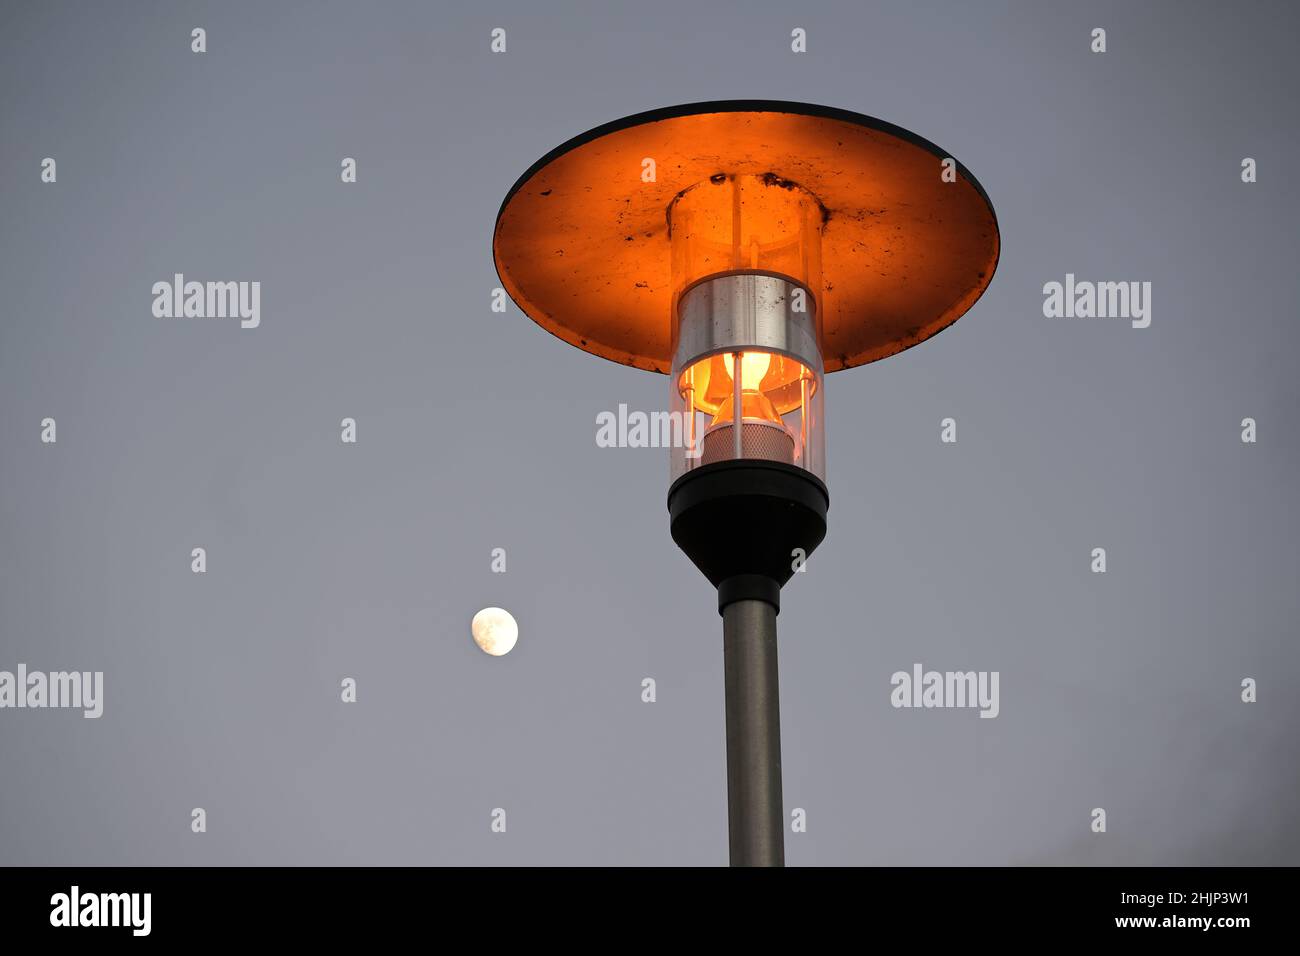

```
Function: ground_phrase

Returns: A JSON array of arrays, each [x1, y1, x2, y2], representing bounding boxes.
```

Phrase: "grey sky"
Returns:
[[0, 0, 1296, 865]]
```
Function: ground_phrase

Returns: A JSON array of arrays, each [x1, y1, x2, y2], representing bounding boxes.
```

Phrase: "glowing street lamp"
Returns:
[[494, 101, 999, 866]]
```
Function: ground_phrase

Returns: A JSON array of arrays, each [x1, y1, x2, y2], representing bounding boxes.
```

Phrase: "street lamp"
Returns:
[[493, 101, 999, 866]]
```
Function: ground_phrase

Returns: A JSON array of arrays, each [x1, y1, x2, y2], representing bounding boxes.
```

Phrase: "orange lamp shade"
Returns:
[[493, 100, 1000, 375]]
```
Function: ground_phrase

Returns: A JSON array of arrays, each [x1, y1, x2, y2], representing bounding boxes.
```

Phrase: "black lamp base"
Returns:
[[667, 459, 830, 613]]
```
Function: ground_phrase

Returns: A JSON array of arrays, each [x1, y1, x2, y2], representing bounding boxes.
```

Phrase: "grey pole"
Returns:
[[722, 598, 784, 867]]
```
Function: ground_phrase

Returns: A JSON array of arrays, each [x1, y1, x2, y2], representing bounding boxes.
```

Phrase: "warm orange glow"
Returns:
[[722, 350, 772, 390], [709, 390, 784, 428], [669, 174, 823, 299], [493, 104, 1000, 374], [679, 350, 814, 417]]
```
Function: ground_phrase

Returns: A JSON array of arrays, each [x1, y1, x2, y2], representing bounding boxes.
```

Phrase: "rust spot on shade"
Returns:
[[760, 171, 799, 191]]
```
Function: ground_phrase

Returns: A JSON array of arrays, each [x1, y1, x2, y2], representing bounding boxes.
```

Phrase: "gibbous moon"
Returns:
[[471, 607, 518, 657]]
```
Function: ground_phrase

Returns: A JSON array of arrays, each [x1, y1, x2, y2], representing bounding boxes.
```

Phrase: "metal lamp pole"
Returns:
[[723, 598, 783, 866]]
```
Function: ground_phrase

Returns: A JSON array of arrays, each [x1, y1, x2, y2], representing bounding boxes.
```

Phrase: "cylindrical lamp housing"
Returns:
[[665, 173, 830, 610], [669, 274, 825, 483], [665, 181, 830, 611], [667, 171, 828, 486]]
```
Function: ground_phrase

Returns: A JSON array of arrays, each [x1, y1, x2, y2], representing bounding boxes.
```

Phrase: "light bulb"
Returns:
[[709, 390, 784, 427], [722, 350, 772, 390]]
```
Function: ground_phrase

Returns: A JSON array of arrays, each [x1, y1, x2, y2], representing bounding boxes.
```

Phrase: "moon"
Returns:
[[471, 607, 518, 657]]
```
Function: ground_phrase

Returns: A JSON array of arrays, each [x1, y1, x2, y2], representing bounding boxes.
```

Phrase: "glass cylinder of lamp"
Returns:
[[667, 174, 826, 484], [669, 274, 824, 483]]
